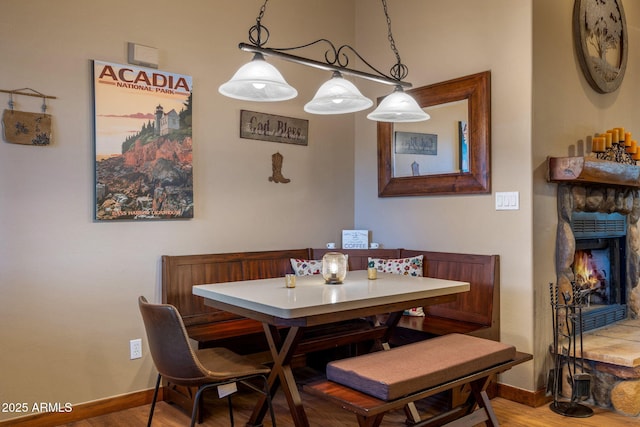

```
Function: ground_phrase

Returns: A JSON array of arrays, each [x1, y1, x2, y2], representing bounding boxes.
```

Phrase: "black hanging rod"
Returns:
[[239, 42, 413, 89]]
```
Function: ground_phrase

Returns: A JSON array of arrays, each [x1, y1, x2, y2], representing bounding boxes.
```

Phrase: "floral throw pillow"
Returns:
[[368, 255, 425, 316], [368, 255, 424, 277], [290, 258, 323, 276]]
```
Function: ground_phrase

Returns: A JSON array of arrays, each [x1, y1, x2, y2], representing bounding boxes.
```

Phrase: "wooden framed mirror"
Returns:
[[377, 71, 491, 196]]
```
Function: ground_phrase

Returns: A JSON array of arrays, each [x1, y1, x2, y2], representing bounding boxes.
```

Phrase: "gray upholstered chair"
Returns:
[[138, 296, 276, 426]]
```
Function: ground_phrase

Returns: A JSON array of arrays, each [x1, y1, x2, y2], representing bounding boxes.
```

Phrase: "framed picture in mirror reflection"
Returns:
[[394, 131, 437, 177]]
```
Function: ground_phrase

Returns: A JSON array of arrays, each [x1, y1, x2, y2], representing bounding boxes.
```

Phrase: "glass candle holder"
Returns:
[[322, 252, 347, 284]]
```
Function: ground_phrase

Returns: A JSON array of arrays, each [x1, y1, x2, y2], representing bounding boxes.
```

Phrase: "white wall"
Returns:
[[0, 0, 356, 420], [353, 0, 535, 390]]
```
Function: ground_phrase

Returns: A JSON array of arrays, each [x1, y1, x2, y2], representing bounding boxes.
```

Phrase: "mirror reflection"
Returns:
[[393, 100, 468, 177], [377, 71, 491, 197]]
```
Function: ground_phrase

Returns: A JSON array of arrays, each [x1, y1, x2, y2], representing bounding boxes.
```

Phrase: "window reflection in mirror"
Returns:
[[393, 100, 468, 177]]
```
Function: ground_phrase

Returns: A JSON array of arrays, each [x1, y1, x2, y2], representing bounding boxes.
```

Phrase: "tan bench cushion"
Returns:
[[326, 333, 516, 401]]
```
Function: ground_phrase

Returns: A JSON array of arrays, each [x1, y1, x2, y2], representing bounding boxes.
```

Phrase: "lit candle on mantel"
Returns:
[[633, 150, 640, 161], [617, 127, 625, 143], [610, 128, 619, 144], [592, 136, 605, 153], [625, 131, 632, 147], [605, 132, 613, 148], [626, 140, 637, 154]]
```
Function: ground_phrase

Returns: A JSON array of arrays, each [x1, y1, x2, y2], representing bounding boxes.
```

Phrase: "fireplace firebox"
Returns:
[[571, 212, 627, 332]]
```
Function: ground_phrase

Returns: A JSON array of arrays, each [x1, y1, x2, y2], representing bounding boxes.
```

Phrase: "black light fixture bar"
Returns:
[[238, 42, 412, 89]]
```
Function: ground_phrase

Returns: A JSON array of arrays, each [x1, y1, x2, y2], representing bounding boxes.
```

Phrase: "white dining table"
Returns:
[[193, 270, 469, 426]]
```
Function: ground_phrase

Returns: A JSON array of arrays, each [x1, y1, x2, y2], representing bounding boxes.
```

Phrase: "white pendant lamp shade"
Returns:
[[304, 72, 373, 114], [367, 87, 430, 122], [218, 53, 297, 102]]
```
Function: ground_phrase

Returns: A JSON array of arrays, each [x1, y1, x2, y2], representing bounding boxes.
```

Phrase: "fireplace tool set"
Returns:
[[548, 282, 594, 418]]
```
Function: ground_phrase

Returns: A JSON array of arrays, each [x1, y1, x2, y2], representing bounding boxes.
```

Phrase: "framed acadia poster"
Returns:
[[93, 60, 193, 220]]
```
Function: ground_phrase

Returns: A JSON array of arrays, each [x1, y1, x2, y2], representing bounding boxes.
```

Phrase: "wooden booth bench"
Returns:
[[161, 248, 499, 413], [162, 248, 499, 350], [388, 250, 500, 345], [305, 333, 532, 427]]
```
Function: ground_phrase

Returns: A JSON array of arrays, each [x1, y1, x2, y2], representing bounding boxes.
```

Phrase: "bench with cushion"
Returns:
[[305, 333, 532, 427]]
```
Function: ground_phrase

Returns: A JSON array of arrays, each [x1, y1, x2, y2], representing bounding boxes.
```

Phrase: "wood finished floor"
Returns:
[[62, 389, 638, 427]]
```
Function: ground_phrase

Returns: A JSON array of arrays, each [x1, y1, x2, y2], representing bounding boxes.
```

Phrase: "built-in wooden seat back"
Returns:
[[402, 250, 499, 333], [162, 249, 311, 327]]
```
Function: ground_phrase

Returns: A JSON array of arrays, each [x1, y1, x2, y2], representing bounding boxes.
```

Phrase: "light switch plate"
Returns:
[[496, 191, 519, 210]]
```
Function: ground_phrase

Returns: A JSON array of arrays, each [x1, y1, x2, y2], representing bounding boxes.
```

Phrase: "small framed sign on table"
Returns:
[[342, 230, 369, 249]]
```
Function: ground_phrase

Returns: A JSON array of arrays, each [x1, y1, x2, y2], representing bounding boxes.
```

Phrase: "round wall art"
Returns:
[[573, 0, 628, 93]]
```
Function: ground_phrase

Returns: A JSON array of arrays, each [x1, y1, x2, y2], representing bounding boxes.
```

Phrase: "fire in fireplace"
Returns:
[[571, 212, 627, 332], [574, 247, 610, 304]]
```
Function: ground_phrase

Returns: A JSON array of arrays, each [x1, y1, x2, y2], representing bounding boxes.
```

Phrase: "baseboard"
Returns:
[[0, 388, 159, 427], [497, 383, 551, 407], [0, 382, 549, 425]]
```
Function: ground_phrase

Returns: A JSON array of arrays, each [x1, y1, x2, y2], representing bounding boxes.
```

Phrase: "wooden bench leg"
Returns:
[[404, 401, 421, 423], [356, 413, 385, 427], [441, 376, 498, 427], [469, 379, 499, 427]]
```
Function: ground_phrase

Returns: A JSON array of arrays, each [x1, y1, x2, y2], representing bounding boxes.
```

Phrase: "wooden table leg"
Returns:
[[247, 324, 309, 427], [380, 311, 421, 423]]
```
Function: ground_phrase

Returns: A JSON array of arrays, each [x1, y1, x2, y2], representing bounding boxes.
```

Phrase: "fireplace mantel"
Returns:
[[547, 156, 640, 188]]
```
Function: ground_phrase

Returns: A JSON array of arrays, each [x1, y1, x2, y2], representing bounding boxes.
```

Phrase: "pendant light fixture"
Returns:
[[218, 52, 297, 101], [304, 71, 373, 114], [367, 86, 430, 122], [219, 0, 428, 123]]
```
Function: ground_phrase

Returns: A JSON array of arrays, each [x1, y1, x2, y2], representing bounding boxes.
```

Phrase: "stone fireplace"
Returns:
[[549, 156, 640, 417], [550, 157, 640, 320]]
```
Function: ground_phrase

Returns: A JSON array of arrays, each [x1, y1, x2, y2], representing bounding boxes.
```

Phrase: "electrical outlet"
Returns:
[[130, 338, 142, 360]]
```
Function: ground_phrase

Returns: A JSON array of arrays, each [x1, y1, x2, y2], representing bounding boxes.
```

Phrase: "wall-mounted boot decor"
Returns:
[[268, 152, 291, 183]]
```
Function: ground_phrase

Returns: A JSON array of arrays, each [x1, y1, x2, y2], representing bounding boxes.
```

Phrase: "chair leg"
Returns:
[[227, 395, 234, 426], [190, 386, 207, 427], [189, 378, 276, 427], [147, 374, 162, 427], [198, 388, 204, 424]]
